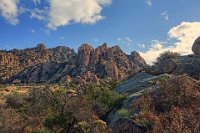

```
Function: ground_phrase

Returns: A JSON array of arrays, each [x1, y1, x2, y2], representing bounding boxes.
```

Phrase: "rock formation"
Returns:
[[192, 36, 200, 55], [0, 43, 146, 85], [0, 44, 75, 82], [106, 37, 200, 132]]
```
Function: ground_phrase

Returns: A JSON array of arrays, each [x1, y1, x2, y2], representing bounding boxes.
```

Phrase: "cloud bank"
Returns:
[[0, 0, 19, 25], [47, 0, 112, 30], [140, 22, 200, 64], [0, 0, 112, 30]]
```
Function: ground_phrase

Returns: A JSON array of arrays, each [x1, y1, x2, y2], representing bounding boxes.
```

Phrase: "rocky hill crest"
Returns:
[[0, 43, 146, 85]]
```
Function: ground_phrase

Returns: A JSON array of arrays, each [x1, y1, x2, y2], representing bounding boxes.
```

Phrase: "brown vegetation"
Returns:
[[132, 76, 200, 133], [0, 82, 125, 133]]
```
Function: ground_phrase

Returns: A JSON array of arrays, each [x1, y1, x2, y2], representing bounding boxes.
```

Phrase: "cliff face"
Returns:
[[0, 43, 146, 85]]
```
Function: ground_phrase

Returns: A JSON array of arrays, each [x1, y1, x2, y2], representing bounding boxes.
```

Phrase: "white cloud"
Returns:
[[29, 8, 48, 21], [0, 0, 111, 29], [146, 0, 152, 6], [118, 37, 133, 45], [161, 11, 169, 21], [140, 22, 200, 64], [138, 43, 146, 48], [47, 0, 112, 30], [0, 0, 19, 25]]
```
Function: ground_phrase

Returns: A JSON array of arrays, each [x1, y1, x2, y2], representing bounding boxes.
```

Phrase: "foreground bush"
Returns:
[[80, 83, 126, 117], [132, 76, 200, 132]]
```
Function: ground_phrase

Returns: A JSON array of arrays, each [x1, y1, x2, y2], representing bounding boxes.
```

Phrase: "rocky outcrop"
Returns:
[[105, 60, 119, 80], [172, 56, 200, 79], [144, 59, 177, 76], [192, 36, 200, 55], [0, 43, 146, 84], [115, 72, 155, 94], [107, 72, 171, 126], [144, 55, 200, 79], [0, 44, 75, 82], [143, 37, 200, 78], [0, 52, 19, 66], [130, 51, 146, 67], [108, 37, 200, 131]]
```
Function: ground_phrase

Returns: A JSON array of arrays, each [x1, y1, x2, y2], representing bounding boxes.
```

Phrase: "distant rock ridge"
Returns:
[[0, 43, 146, 85]]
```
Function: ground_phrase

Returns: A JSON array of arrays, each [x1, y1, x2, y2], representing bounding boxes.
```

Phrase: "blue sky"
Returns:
[[0, 0, 200, 63]]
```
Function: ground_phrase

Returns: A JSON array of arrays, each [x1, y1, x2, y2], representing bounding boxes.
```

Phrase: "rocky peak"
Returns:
[[96, 43, 108, 52], [54, 46, 73, 52], [130, 51, 146, 66], [110, 45, 123, 53], [77, 44, 94, 68], [78, 44, 94, 52], [131, 51, 139, 56], [36, 43, 47, 51]]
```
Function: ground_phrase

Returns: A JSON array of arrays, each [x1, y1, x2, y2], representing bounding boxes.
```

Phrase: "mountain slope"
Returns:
[[0, 43, 146, 85]]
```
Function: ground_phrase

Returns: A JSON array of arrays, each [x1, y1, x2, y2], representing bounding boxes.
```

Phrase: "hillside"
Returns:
[[0, 38, 200, 133], [0, 43, 146, 85]]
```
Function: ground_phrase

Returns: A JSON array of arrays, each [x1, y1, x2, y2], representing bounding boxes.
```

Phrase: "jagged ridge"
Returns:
[[0, 43, 146, 85]]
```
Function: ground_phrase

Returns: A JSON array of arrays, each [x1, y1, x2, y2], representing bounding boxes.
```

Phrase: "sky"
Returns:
[[0, 0, 200, 64]]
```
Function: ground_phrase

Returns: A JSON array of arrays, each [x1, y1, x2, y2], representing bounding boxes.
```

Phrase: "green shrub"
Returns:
[[116, 108, 129, 118], [154, 51, 180, 69], [81, 84, 126, 116]]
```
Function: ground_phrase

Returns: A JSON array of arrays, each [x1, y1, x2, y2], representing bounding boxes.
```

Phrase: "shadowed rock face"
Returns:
[[0, 43, 146, 85], [115, 72, 155, 94], [192, 36, 200, 55], [172, 56, 200, 78]]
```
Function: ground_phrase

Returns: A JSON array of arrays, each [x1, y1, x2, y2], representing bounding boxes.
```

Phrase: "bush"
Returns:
[[81, 84, 126, 116], [1, 84, 115, 133], [44, 115, 66, 130], [116, 108, 129, 118], [154, 51, 180, 69], [132, 75, 200, 132], [0, 109, 27, 133], [5, 92, 26, 108], [154, 76, 200, 112]]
